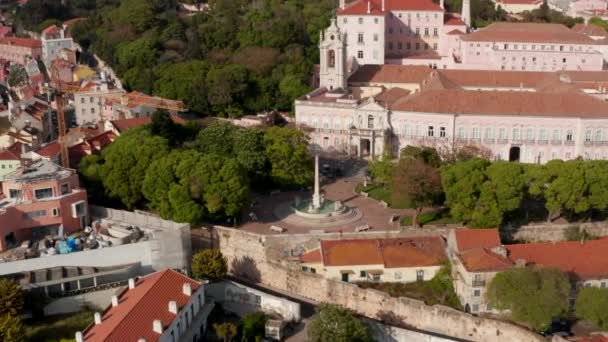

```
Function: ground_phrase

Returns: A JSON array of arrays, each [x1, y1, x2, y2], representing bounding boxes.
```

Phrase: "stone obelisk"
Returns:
[[312, 154, 321, 209]]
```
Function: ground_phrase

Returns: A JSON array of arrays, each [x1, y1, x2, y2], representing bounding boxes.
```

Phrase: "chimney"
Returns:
[[75, 331, 83, 342], [111, 295, 119, 307], [153, 319, 163, 334], [94, 312, 102, 325], [382, 0, 385, 11], [128, 278, 136, 289], [440, 0, 444, 9], [339, 0, 345, 9], [168, 300, 178, 314], [183, 283, 192, 296], [367, 0, 371, 13]]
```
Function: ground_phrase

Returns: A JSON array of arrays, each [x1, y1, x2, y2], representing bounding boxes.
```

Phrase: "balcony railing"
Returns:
[[483, 138, 495, 144], [565, 140, 575, 146], [472, 280, 486, 287], [537, 139, 548, 145], [551, 140, 562, 145], [496, 138, 508, 144]]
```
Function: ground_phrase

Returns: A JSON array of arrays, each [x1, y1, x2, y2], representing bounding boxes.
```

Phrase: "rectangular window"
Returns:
[[424, 43, 428, 50], [358, 33, 364, 43], [80, 97, 84, 104], [61, 183, 70, 195], [512, 128, 520, 141], [52, 208, 60, 216], [35, 188, 54, 200], [485, 127, 493, 140], [472, 127, 480, 139], [433, 28, 438, 36], [526, 128, 534, 141], [601, 282, 607, 288], [24, 210, 46, 220], [9, 189, 21, 198], [415, 43, 420, 50], [415, 28, 420, 36], [433, 43, 437, 50], [473, 289, 481, 297], [428, 126, 434, 137], [424, 27, 429, 37], [440, 127, 446, 138], [357, 51, 364, 59], [358, 17, 363, 24], [539, 129, 547, 141], [499, 128, 506, 140], [552, 129, 560, 141], [373, 33, 378, 42], [360, 271, 367, 278], [89, 97, 94, 103], [472, 304, 479, 312], [394, 272, 402, 279], [416, 270, 424, 281], [406, 42, 411, 50]]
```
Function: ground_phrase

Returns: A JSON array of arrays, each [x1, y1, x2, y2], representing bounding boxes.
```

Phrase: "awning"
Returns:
[[340, 270, 355, 274]]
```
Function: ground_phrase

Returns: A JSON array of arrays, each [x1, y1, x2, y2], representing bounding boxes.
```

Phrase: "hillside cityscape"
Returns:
[[0, 0, 606, 341]]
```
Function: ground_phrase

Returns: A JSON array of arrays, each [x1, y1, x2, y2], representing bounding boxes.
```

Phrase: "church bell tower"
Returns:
[[319, 18, 347, 90]]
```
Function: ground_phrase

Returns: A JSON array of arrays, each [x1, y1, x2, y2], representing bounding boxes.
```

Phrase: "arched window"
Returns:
[[328, 50, 336, 68], [585, 129, 592, 142], [368, 115, 374, 129], [566, 130, 573, 141], [596, 129, 603, 143]]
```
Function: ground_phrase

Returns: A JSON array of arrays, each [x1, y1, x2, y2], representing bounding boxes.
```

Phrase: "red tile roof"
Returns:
[[506, 238, 608, 280], [572, 24, 608, 37], [300, 249, 322, 264], [458, 248, 513, 272], [34, 141, 61, 158], [83, 269, 201, 342], [391, 88, 608, 118], [454, 229, 501, 252], [110, 115, 186, 133], [444, 15, 466, 26], [447, 29, 465, 35], [0, 37, 41, 49], [463, 22, 598, 44], [577, 336, 608, 342], [0, 148, 20, 161], [315, 237, 447, 268], [349, 64, 432, 84], [337, 0, 442, 15]]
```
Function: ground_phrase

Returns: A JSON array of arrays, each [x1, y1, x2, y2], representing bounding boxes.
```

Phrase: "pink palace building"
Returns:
[[297, 0, 608, 163], [0, 159, 89, 251]]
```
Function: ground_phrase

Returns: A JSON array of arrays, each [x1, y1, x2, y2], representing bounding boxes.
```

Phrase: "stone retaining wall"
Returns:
[[213, 226, 543, 342]]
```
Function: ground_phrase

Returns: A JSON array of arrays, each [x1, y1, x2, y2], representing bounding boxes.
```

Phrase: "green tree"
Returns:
[[191, 249, 228, 281], [213, 322, 238, 342], [486, 267, 570, 332], [576, 287, 608, 329], [100, 128, 170, 209], [241, 312, 267, 342], [193, 121, 237, 156], [206, 64, 250, 115], [392, 159, 443, 227], [232, 128, 268, 180], [7, 65, 28, 88], [368, 152, 393, 185], [544, 160, 590, 221], [0, 279, 23, 317], [307, 303, 373, 342], [116, 38, 158, 70], [0, 314, 24, 342], [153, 60, 210, 114], [150, 110, 182, 144], [441, 158, 490, 224], [400, 145, 441, 167], [263, 126, 312, 188], [278, 73, 310, 111]]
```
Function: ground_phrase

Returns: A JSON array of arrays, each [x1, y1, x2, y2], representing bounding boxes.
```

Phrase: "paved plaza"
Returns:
[[239, 169, 415, 235]]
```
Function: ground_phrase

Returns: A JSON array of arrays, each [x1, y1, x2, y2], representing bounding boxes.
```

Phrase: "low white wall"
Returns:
[[367, 319, 459, 342], [206, 280, 301, 322], [0, 241, 153, 276]]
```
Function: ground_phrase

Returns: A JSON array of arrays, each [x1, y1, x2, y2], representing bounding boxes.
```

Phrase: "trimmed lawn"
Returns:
[[357, 265, 462, 310], [355, 183, 412, 209], [25, 310, 93, 342]]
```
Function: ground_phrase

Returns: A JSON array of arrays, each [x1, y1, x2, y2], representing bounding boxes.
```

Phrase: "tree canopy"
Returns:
[[191, 249, 228, 281], [263, 126, 313, 188], [307, 303, 373, 342], [0, 279, 23, 317], [575, 287, 608, 330], [486, 267, 570, 331]]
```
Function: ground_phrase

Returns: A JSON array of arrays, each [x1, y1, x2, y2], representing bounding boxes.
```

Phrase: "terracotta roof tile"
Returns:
[[440, 69, 559, 88], [463, 22, 599, 44], [0, 37, 41, 49], [454, 229, 501, 251], [458, 248, 513, 272], [318, 237, 447, 268], [83, 269, 201, 342], [349, 64, 432, 84], [572, 23, 608, 37], [391, 88, 608, 118], [300, 249, 322, 264], [337, 0, 442, 15], [34, 141, 61, 158], [374, 87, 411, 108], [447, 29, 465, 35], [506, 238, 608, 280], [444, 14, 466, 26]]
